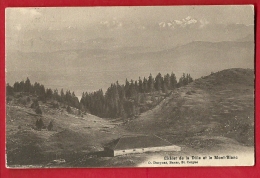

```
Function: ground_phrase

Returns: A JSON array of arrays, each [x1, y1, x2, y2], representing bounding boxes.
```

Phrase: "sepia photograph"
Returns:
[[5, 6, 254, 168]]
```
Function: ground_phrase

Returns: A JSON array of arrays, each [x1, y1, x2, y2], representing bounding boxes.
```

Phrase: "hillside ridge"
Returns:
[[6, 68, 254, 167], [125, 68, 254, 146]]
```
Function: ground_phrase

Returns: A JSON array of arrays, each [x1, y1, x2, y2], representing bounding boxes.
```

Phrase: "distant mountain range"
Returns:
[[6, 38, 254, 97], [6, 14, 254, 97], [6, 18, 253, 53]]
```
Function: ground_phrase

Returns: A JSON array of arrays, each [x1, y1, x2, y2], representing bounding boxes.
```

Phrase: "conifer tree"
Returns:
[[60, 89, 65, 102], [170, 72, 177, 89], [47, 121, 53, 131], [143, 77, 148, 93], [24, 77, 31, 93], [155, 73, 163, 91], [164, 73, 171, 90], [148, 73, 154, 92], [138, 77, 143, 93], [6, 83, 13, 95], [38, 118, 44, 130]]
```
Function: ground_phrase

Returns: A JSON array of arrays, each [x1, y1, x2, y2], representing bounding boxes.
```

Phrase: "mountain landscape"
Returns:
[[6, 68, 254, 167], [5, 6, 255, 167]]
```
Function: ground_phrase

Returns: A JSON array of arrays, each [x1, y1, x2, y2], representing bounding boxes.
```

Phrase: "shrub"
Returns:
[[47, 121, 53, 131], [18, 98, 27, 105], [35, 106, 42, 115], [16, 93, 23, 98], [66, 106, 72, 113], [51, 101, 59, 109], [31, 100, 39, 109], [6, 96, 12, 102], [36, 118, 44, 130], [186, 91, 192, 95]]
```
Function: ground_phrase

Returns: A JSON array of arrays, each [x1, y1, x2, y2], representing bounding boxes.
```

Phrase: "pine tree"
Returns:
[[39, 85, 46, 101], [170, 72, 177, 89], [47, 121, 53, 131], [138, 77, 143, 93], [60, 89, 65, 102], [53, 89, 60, 101], [125, 79, 130, 98], [24, 77, 31, 93], [19, 81, 25, 92], [38, 118, 44, 130], [155, 73, 163, 91], [13, 82, 19, 92], [148, 73, 154, 93], [6, 83, 14, 95], [35, 106, 42, 115], [164, 73, 171, 90], [187, 74, 193, 83], [129, 80, 137, 97], [162, 80, 168, 93], [143, 77, 148, 93], [46, 88, 53, 99], [33, 82, 40, 95], [36, 119, 40, 130]]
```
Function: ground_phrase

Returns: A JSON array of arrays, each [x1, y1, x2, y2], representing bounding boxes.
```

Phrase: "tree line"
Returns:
[[80, 72, 193, 118], [6, 77, 80, 108], [6, 72, 193, 119]]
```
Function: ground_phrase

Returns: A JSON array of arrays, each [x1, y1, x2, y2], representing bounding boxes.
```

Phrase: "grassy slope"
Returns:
[[71, 68, 254, 168], [6, 68, 254, 167], [6, 97, 128, 166], [125, 68, 254, 147]]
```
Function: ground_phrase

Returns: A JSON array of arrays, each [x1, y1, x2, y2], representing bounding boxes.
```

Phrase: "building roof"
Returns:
[[104, 135, 173, 150]]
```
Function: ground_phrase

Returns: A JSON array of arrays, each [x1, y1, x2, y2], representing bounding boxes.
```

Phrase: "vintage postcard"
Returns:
[[5, 6, 254, 168]]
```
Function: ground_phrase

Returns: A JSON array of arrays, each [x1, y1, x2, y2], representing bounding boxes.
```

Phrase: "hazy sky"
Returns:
[[5, 6, 254, 96], [6, 5, 254, 32]]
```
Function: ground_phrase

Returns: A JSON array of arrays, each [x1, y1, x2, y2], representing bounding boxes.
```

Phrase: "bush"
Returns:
[[186, 91, 192, 95], [36, 118, 44, 130], [15, 93, 23, 98], [35, 106, 42, 115], [18, 98, 27, 105], [66, 106, 72, 113], [31, 100, 39, 109], [51, 101, 59, 109], [6, 96, 12, 102], [47, 121, 53, 131]]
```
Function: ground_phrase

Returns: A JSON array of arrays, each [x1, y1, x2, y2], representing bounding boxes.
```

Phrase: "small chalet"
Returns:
[[104, 135, 181, 156]]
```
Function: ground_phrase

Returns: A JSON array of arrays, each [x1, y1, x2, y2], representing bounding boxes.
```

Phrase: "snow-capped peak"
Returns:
[[185, 16, 192, 21], [99, 19, 123, 28], [159, 22, 166, 28], [159, 16, 203, 29]]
